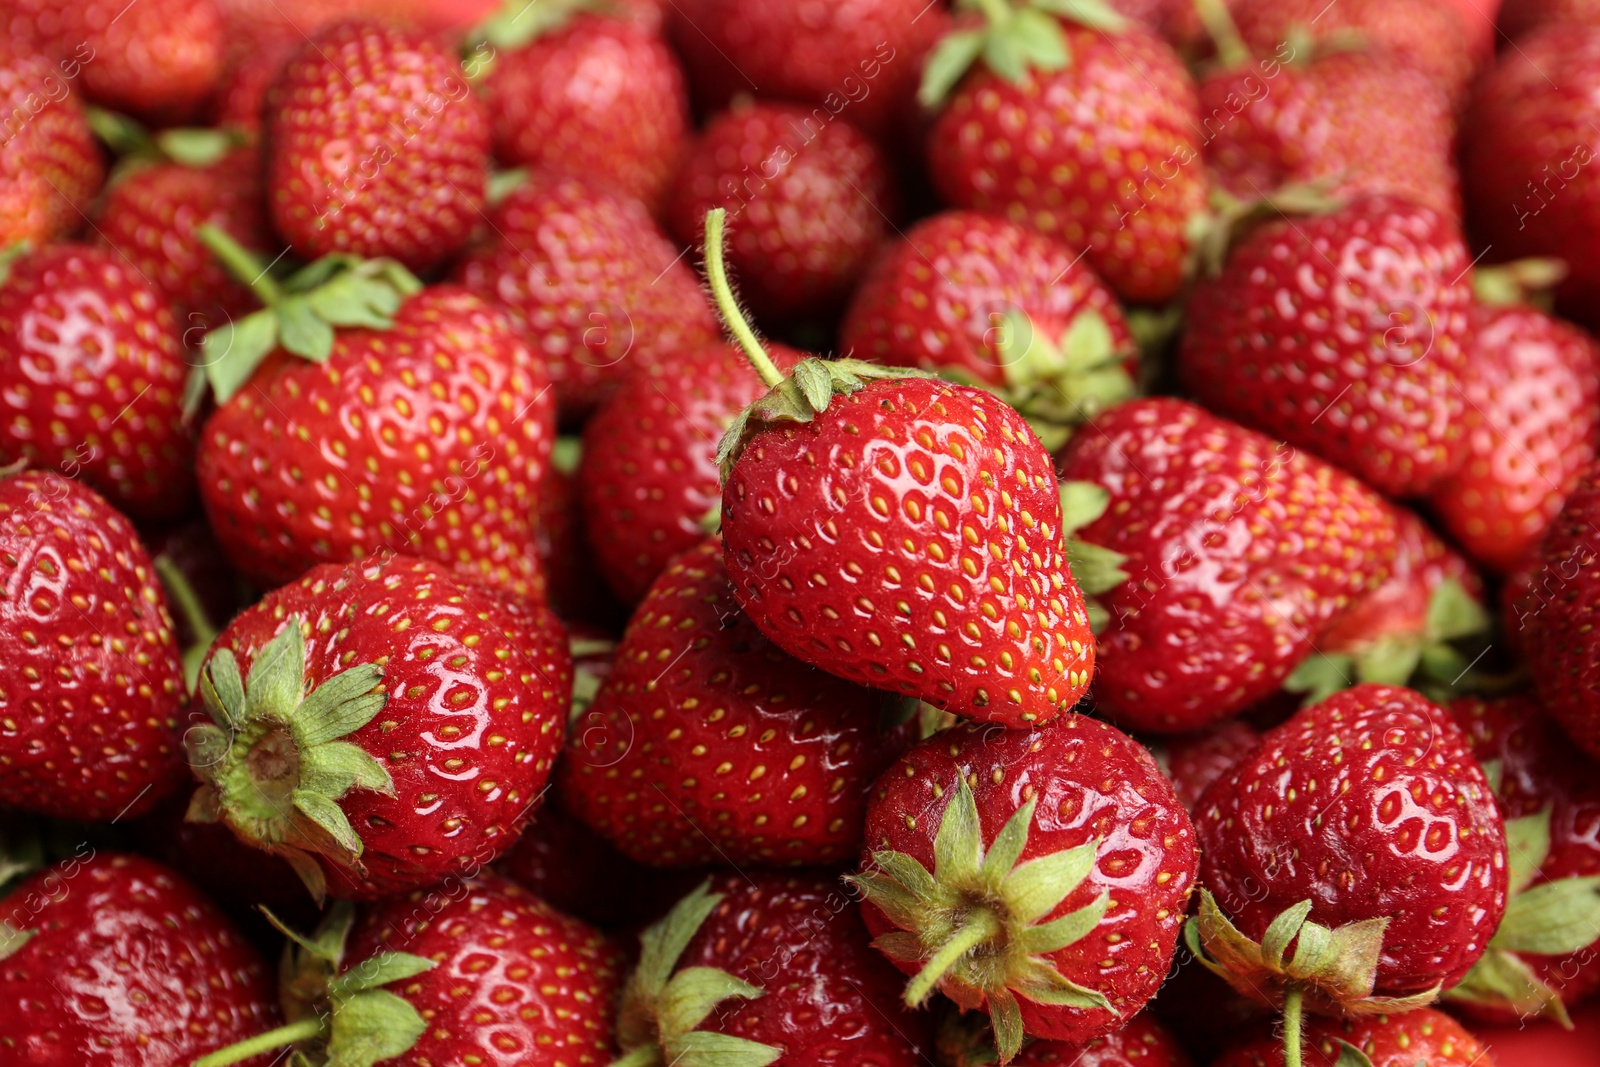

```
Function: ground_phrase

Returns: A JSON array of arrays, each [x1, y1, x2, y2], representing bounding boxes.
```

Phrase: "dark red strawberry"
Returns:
[[1179, 195, 1474, 497], [841, 210, 1138, 450], [1523, 462, 1600, 760], [0, 43, 103, 247], [665, 98, 897, 322], [579, 341, 805, 603], [1500, 0, 1600, 38], [535, 445, 627, 627], [922, 3, 1206, 304], [1154, 718, 1262, 814], [612, 872, 933, 1066], [185, 554, 572, 900], [265, 20, 490, 272], [936, 1007, 1193, 1067], [452, 172, 721, 420], [1055, 398, 1399, 733], [476, 6, 688, 211], [1429, 300, 1600, 572], [1190, 685, 1507, 1061], [0, 471, 187, 822], [850, 715, 1196, 1061], [0, 243, 195, 521], [1212, 1008, 1491, 1067], [0, 851, 277, 1065], [559, 537, 914, 867]]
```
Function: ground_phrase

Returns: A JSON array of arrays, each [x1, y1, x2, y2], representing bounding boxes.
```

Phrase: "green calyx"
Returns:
[[1190, 184, 1348, 279], [1473, 258, 1568, 310], [611, 881, 781, 1067], [470, 0, 615, 52], [920, 0, 1130, 107], [185, 616, 393, 903], [979, 310, 1138, 453], [845, 777, 1113, 1065], [87, 107, 243, 170], [153, 554, 219, 693], [194, 903, 436, 1067], [1057, 481, 1129, 634], [194, 224, 422, 406], [0, 922, 35, 962], [1185, 890, 1441, 1017], [1443, 808, 1600, 1029]]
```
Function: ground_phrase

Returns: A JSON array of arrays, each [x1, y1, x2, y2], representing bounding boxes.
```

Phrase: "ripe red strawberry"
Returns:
[[1179, 195, 1474, 497], [185, 554, 573, 900], [197, 284, 554, 599], [665, 99, 897, 322], [0, 243, 195, 521], [1429, 301, 1600, 573], [850, 715, 1196, 1060], [612, 872, 933, 1065], [0, 851, 278, 1065], [1191, 685, 1507, 1044], [476, 7, 688, 211], [936, 1007, 1193, 1067], [1154, 718, 1262, 814], [1500, 0, 1600, 38], [841, 210, 1138, 450], [0, 43, 103, 248], [1212, 1008, 1491, 1067], [1443, 692, 1600, 1024], [559, 537, 914, 867], [265, 20, 490, 272], [0, 471, 187, 822], [922, 4, 1206, 304], [1524, 463, 1600, 760], [1054, 398, 1400, 733], [452, 173, 721, 419], [579, 341, 806, 603]]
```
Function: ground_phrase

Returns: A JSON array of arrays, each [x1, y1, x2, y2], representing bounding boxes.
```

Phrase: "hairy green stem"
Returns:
[[702, 209, 785, 389], [1282, 985, 1305, 1067], [904, 908, 1003, 1007], [972, 0, 1013, 23], [1194, 0, 1250, 68], [192, 1017, 324, 1067], [154, 555, 218, 691], [195, 223, 283, 306]]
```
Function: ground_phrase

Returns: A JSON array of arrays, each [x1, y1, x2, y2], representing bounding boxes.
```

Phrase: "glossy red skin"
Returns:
[[1198, 50, 1458, 218], [1463, 27, 1600, 331], [1448, 693, 1600, 1017], [0, 44, 103, 247], [265, 20, 490, 272], [205, 556, 572, 899], [1055, 399, 1399, 733], [1155, 719, 1261, 814], [1429, 304, 1600, 572], [928, 21, 1204, 305], [939, 1010, 1193, 1067], [1212, 1008, 1491, 1067], [1195, 684, 1509, 996], [197, 286, 553, 599], [862, 716, 1198, 1045], [0, 852, 277, 1066], [560, 538, 913, 867], [0, 243, 194, 521], [664, 100, 897, 322], [1525, 463, 1600, 760], [212, 38, 300, 132], [724, 377, 1095, 728], [1180, 196, 1474, 497], [579, 342, 805, 604], [452, 174, 720, 420], [480, 13, 688, 212], [95, 150, 274, 321], [840, 211, 1135, 387], [0, 473, 187, 821], [345, 872, 622, 1066], [677, 871, 933, 1065]]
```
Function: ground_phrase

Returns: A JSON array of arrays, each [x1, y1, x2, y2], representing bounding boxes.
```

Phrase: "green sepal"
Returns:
[[1334, 1041, 1378, 1067], [1473, 258, 1568, 310], [1058, 480, 1128, 618], [327, 988, 430, 1067], [1506, 809, 1553, 896], [919, 0, 1129, 108], [487, 167, 529, 204], [1490, 875, 1600, 956], [87, 106, 241, 168], [0, 922, 35, 962], [470, 0, 614, 51]]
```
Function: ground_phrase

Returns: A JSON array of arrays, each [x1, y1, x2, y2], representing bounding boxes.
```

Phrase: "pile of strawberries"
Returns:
[[5, 0, 1600, 1064]]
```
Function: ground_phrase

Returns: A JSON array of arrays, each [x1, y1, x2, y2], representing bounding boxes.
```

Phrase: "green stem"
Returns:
[[193, 1017, 324, 1067], [972, 0, 1013, 23], [1282, 985, 1305, 1067], [154, 555, 218, 692], [1194, 0, 1250, 68], [702, 209, 784, 389], [904, 908, 1003, 1007], [196, 223, 283, 306], [608, 1046, 666, 1067]]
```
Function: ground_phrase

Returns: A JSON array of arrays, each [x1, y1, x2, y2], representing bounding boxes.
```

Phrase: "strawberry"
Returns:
[[184, 554, 573, 900], [611, 872, 933, 1066], [475, 3, 689, 211], [921, 2, 1206, 304], [1179, 195, 1474, 497], [200, 872, 622, 1067], [452, 172, 721, 420], [1154, 718, 1261, 813], [1211, 1008, 1491, 1067], [0, 471, 188, 822], [265, 20, 490, 272], [1442, 693, 1600, 1025], [665, 99, 897, 323], [1054, 398, 1399, 733], [0, 243, 196, 521], [1428, 300, 1600, 573], [841, 210, 1139, 451], [536, 445, 627, 627], [0, 851, 278, 1065], [849, 715, 1197, 1061], [559, 537, 914, 867], [1499, 0, 1600, 38], [579, 341, 806, 603], [1189, 685, 1507, 1062], [0, 43, 103, 248], [1523, 462, 1600, 760], [936, 1007, 1193, 1067]]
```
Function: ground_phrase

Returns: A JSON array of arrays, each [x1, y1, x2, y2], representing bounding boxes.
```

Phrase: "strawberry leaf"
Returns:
[[1334, 1041, 1378, 1067], [1505, 809, 1553, 895], [1445, 947, 1573, 1029], [659, 967, 766, 1034], [1490, 875, 1600, 956], [328, 988, 430, 1067]]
